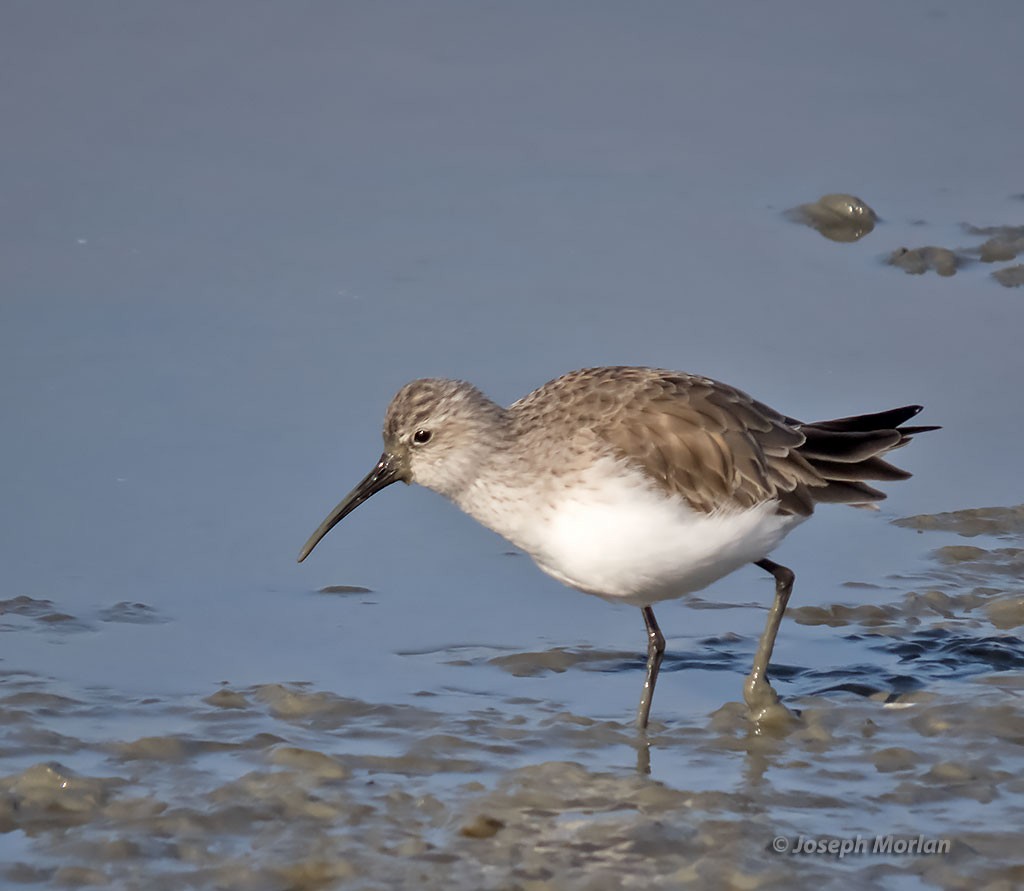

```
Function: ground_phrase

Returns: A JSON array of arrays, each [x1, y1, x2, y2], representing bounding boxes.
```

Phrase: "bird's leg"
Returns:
[[745, 557, 795, 720], [636, 606, 666, 730]]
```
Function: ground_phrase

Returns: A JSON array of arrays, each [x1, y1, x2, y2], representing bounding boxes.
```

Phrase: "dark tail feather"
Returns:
[[808, 456, 912, 482], [805, 404, 926, 432], [795, 405, 939, 506], [812, 480, 887, 504], [798, 428, 902, 462], [895, 424, 942, 438]]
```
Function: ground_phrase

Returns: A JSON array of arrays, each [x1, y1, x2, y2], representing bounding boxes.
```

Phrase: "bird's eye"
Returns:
[[412, 429, 432, 445]]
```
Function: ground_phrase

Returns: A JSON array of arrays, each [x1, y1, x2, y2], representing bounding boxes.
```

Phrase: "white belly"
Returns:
[[504, 459, 805, 607]]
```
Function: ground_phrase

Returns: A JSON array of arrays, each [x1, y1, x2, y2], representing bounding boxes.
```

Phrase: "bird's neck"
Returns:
[[446, 424, 562, 555]]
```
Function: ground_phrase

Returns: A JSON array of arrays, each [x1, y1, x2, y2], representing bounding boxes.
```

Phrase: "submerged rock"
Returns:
[[785, 193, 878, 242]]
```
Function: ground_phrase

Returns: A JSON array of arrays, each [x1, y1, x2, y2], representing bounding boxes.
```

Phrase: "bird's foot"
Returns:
[[744, 675, 799, 731]]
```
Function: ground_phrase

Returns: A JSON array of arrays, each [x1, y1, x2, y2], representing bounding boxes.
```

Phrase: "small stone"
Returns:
[[459, 814, 505, 838], [785, 193, 877, 242], [204, 689, 250, 710]]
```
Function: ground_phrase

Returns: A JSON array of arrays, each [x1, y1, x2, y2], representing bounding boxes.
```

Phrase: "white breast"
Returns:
[[466, 456, 805, 607]]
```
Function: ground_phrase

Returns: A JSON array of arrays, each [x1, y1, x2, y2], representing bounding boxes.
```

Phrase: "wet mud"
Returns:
[[992, 264, 1024, 288], [3, 507, 1024, 888], [887, 246, 961, 278], [786, 192, 1024, 287], [893, 504, 1024, 539], [964, 224, 1024, 264], [886, 220, 1024, 284]]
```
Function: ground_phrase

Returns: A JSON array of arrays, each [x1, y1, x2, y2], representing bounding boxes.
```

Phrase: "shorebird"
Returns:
[[298, 367, 936, 728]]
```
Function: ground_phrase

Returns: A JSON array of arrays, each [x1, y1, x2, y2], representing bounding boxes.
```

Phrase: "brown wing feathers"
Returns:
[[587, 370, 937, 517], [596, 374, 819, 516], [519, 368, 937, 517]]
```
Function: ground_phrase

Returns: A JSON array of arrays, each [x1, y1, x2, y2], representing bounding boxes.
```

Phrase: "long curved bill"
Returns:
[[297, 452, 404, 563]]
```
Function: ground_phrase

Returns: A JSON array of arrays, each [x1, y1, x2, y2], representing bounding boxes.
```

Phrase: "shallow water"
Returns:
[[3, 2, 1024, 888], [3, 515, 1024, 888]]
